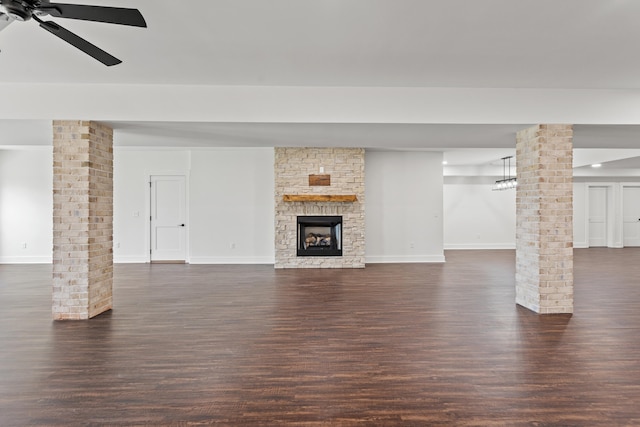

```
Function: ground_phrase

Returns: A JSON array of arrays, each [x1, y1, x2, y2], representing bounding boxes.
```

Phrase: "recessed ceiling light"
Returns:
[[442, 161, 448, 165], [591, 163, 602, 168]]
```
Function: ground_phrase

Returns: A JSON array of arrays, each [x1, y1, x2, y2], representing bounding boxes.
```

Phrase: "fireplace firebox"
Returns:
[[297, 216, 342, 256]]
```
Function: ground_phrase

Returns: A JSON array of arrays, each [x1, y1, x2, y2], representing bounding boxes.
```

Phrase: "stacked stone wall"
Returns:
[[274, 148, 365, 268]]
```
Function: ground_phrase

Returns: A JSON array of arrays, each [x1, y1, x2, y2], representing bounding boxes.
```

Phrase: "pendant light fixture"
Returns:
[[492, 156, 517, 191]]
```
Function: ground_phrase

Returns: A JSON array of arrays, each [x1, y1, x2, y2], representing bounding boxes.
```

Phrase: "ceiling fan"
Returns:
[[0, 0, 146, 66]]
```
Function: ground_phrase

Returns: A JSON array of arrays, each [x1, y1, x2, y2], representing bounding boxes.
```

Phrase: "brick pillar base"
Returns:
[[52, 121, 113, 320], [516, 124, 573, 314]]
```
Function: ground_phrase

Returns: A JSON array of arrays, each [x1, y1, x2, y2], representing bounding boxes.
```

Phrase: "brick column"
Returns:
[[52, 121, 113, 320], [516, 124, 573, 314]]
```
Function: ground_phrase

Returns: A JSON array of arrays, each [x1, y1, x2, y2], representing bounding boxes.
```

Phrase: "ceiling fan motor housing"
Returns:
[[0, 0, 32, 21]]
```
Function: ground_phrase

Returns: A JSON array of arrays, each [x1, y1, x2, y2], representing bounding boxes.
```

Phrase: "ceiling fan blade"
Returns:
[[0, 13, 14, 33], [37, 19, 121, 66], [39, 3, 146, 27]]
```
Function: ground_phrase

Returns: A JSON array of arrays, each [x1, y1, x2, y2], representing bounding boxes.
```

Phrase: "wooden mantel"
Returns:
[[283, 194, 358, 202]]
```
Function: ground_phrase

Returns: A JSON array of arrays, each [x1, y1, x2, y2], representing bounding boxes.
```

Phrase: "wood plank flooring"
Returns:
[[1, 249, 640, 426]]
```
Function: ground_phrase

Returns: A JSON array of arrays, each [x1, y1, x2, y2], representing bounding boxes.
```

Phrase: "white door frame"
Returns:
[[620, 182, 640, 247], [145, 170, 190, 263], [584, 182, 621, 248]]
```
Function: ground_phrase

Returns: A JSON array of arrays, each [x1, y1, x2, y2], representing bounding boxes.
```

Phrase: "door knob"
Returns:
[[179, 224, 185, 227]]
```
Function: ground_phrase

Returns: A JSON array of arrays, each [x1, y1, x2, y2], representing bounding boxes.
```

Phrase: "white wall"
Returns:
[[0, 148, 53, 263], [189, 148, 274, 264], [443, 177, 516, 249], [113, 149, 190, 262], [113, 147, 275, 264], [443, 179, 640, 250], [5, 146, 637, 265], [365, 151, 445, 262]]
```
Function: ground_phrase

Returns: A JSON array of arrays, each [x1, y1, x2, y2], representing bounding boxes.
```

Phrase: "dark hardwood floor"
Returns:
[[1, 249, 640, 426]]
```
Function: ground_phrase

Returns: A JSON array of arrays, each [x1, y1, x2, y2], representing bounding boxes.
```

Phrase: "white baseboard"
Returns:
[[444, 243, 516, 250], [365, 254, 446, 263], [445, 243, 596, 250], [573, 243, 625, 249], [0, 256, 52, 264], [114, 255, 149, 263], [189, 256, 275, 265]]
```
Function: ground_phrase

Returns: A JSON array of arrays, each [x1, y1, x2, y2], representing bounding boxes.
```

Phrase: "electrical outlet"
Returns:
[[21, 242, 27, 249], [230, 243, 236, 249]]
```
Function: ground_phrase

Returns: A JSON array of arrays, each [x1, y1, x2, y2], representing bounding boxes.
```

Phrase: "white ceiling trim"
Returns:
[[3, 84, 640, 125]]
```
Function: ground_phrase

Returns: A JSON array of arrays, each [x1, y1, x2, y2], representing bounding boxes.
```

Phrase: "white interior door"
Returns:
[[623, 187, 640, 247], [150, 175, 186, 262], [588, 186, 608, 247]]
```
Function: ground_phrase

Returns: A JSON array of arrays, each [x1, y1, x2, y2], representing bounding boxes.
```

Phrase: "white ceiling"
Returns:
[[3, 0, 640, 89], [1, 0, 640, 171]]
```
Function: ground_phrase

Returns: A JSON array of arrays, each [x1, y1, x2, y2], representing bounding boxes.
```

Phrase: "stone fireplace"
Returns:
[[274, 147, 365, 268]]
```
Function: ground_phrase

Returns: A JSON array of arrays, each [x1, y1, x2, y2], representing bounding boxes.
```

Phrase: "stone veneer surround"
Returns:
[[275, 148, 365, 268]]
